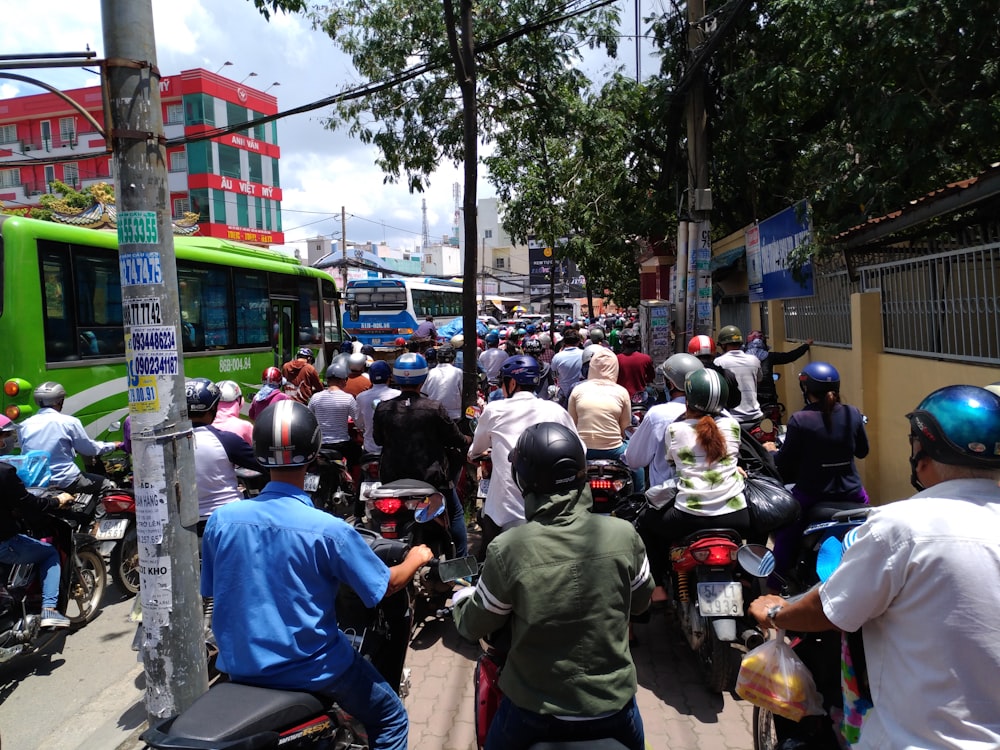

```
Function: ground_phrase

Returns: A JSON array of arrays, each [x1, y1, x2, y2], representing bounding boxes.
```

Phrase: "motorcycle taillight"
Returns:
[[691, 546, 738, 565], [380, 521, 398, 538], [102, 494, 134, 513], [590, 478, 625, 492], [374, 498, 404, 515]]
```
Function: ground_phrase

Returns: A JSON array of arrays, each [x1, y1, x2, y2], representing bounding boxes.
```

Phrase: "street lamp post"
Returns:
[[214, 60, 233, 74], [238, 72, 257, 85]]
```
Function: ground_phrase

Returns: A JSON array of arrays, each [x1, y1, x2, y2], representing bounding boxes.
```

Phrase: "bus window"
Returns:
[[234, 269, 269, 346], [178, 263, 233, 350], [39, 243, 78, 362], [297, 278, 321, 345], [347, 288, 406, 311], [320, 278, 341, 344], [73, 248, 124, 357]]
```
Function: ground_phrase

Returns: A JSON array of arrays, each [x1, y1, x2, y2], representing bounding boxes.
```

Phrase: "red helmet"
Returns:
[[394, 337, 407, 347], [687, 335, 715, 357], [262, 366, 282, 386]]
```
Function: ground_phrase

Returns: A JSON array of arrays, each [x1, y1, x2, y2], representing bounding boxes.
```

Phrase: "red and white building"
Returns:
[[0, 68, 283, 245]]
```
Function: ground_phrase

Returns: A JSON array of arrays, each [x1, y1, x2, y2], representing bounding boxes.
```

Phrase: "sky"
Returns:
[[0, 0, 651, 258]]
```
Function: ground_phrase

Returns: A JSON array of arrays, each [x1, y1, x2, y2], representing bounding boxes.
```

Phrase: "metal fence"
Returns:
[[859, 243, 1000, 364], [718, 294, 750, 338], [782, 262, 855, 347]]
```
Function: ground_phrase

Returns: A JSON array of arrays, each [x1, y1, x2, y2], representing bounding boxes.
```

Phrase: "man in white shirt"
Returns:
[[354, 361, 401, 456], [749, 385, 1000, 750], [713, 325, 763, 424], [421, 344, 463, 420], [468, 355, 582, 555]]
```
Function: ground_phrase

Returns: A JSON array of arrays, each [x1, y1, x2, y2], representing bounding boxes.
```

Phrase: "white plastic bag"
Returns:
[[736, 635, 825, 721]]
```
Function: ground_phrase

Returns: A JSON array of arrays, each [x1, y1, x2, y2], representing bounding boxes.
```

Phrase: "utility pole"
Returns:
[[102, 0, 208, 721], [686, 0, 713, 338], [341, 206, 348, 289]]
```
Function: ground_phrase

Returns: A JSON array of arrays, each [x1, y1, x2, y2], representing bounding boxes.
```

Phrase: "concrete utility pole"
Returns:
[[341, 206, 348, 289], [102, 0, 208, 721], [686, 0, 714, 339]]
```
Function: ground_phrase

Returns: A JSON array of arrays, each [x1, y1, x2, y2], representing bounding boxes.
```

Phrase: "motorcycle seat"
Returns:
[[368, 478, 439, 498], [317, 446, 345, 461], [156, 682, 325, 744], [804, 501, 869, 524]]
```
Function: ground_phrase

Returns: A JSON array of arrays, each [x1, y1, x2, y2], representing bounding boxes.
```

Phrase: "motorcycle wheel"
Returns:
[[110, 526, 140, 598], [703, 631, 743, 694], [753, 706, 777, 750], [66, 548, 107, 625]]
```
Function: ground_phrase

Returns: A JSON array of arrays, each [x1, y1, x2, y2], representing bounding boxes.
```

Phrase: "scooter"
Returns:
[[586, 458, 634, 515], [140, 546, 479, 750], [96, 486, 139, 596], [304, 445, 356, 519], [0, 492, 107, 663]]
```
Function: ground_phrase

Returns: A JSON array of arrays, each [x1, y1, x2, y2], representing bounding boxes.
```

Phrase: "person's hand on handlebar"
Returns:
[[407, 544, 435, 567], [385, 544, 435, 598]]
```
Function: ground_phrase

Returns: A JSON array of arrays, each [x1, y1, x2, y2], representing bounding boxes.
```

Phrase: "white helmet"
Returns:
[[218, 380, 242, 403], [451, 334, 465, 348]]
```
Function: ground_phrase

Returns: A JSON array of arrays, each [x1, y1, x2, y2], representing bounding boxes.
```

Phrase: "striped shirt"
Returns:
[[307, 388, 358, 444]]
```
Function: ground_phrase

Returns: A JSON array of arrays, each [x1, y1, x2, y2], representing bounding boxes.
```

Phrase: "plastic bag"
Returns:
[[736, 636, 825, 722], [744, 472, 799, 533], [2, 450, 52, 488]]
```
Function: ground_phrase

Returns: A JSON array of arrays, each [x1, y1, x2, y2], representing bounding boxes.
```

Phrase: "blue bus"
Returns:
[[343, 277, 463, 348]]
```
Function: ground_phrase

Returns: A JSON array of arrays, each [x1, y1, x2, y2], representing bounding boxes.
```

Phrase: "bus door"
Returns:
[[271, 297, 296, 368]]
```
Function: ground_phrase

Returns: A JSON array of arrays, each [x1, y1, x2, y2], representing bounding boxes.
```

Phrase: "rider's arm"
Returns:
[[68, 417, 118, 457], [384, 545, 435, 597], [468, 408, 493, 460], [767, 342, 811, 365], [2, 464, 61, 516], [623, 415, 656, 470], [453, 546, 513, 642], [853, 406, 870, 459], [749, 588, 836, 632], [209, 426, 266, 473]]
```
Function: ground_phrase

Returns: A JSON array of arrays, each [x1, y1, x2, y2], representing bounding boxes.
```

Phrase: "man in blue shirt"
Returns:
[[550, 328, 584, 405], [201, 400, 433, 750]]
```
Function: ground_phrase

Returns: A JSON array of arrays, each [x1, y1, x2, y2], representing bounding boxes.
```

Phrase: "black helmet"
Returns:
[[33, 381, 67, 407], [907, 385, 1000, 468], [510, 422, 585, 495], [252, 400, 322, 467], [799, 362, 840, 396], [620, 330, 639, 347], [437, 344, 457, 363], [499, 355, 540, 386], [185, 378, 221, 414]]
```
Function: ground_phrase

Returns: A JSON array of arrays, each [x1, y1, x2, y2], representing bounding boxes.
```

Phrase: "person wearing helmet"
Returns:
[[343, 352, 373, 398], [468, 357, 583, 553], [521, 338, 555, 399], [18, 381, 122, 493], [616, 330, 655, 399], [422, 344, 463, 421], [588, 326, 608, 349], [713, 326, 764, 423], [745, 330, 814, 407], [282, 347, 323, 406], [750, 386, 1000, 750], [414, 315, 437, 340], [450, 334, 464, 350], [479, 331, 509, 380], [354, 361, 401, 458], [624, 353, 704, 490], [249, 366, 290, 422], [0, 415, 75, 629], [688, 335, 741, 412], [568, 347, 644, 491], [535, 332, 555, 366], [309, 354, 359, 453], [202, 400, 434, 750], [638, 369, 749, 599], [765, 362, 869, 573], [186, 378, 261, 526], [373, 353, 471, 557], [453, 421, 652, 750], [550, 328, 584, 404], [608, 317, 626, 353], [213, 380, 253, 445]]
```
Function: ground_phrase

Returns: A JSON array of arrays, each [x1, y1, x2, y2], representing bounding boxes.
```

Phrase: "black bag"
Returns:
[[743, 472, 800, 533]]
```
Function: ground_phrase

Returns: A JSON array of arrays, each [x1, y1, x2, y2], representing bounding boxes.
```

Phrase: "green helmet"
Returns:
[[717, 325, 743, 346], [685, 368, 728, 415]]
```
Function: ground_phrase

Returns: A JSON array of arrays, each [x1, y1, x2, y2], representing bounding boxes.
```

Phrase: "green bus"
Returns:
[[0, 215, 342, 439]]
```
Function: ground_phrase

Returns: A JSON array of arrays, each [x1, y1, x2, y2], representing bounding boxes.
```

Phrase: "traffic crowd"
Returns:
[[2, 312, 999, 750]]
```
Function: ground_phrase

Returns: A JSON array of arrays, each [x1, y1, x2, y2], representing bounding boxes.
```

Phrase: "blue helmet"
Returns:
[[369, 360, 392, 384], [907, 385, 1000, 468], [485, 332, 500, 346], [393, 353, 429, 385], [799, 362, 840, 395], [186, 377, 221, 414], [499, 355, 540, 386]]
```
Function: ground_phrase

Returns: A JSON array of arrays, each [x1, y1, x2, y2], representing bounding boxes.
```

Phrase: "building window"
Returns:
[[0, 124, 16, 144], [248, 152, 262, 184], [226, 101, 249, 134], [236, 193, 249, 228], [59, 117, 76, 145], [254, 197, 263, 229], [184, 93, 216, 126], [252, 111, 266, 141], [169, 150, 188, 172], [213, 189, 227, 224], [165, 103, 184, 125], [189, 188, 210, 222], [44, 165, 55, 191], [0, 169, 20, 188], [62, 163, 79, 188], [484, 229, 493, 239], [186, 142, 213, 175], [424, 253, 433, 264], [495, 257, 505, 269], [218, 144, 241, 178], [173, 197, 190, 217]]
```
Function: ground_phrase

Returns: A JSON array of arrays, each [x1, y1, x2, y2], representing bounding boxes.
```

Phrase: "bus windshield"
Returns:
[[346, 287, 406, 311]]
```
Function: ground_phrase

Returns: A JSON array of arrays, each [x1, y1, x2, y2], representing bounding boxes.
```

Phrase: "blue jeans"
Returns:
[[587, 444, 646, 493], [486, 695, 645, 750], [0, 534, 61, 609], [320, 646, 408, 750]]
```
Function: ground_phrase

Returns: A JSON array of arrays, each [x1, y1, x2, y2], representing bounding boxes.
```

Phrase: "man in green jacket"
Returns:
[[453, 422, 653, 750]]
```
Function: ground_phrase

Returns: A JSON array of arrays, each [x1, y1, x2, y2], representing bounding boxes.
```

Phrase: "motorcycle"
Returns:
[[363, 479, 460, 616], [587, 458, 634, 516], [140, 542, 478, 750], [738, 504, 871, 750], [0, 492, 107, 663], [304, 445, 356, 519], [96, 486, 139, 596]]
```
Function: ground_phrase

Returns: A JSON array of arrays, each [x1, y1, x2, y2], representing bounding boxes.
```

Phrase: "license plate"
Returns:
[[359, 481, 381, 501], [303, 474, 321, 492], [95, 518, 130, 540], [697, 581, 743, 617]]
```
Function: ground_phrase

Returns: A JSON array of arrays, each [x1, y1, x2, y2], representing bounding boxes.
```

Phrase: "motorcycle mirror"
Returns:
[[772, 373, 781, 382], [737, 544, 783, 582], [414, 493, 447, 523], [437, 555, 479, 583]]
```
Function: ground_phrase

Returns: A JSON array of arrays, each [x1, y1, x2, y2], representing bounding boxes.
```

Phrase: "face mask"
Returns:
[[908, 436, 927, 491]]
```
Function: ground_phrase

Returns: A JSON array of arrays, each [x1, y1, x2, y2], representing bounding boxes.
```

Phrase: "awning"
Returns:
[[710, 246, 746, 272]]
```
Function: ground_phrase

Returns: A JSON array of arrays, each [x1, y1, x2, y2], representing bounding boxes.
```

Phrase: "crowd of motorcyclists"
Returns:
[[3, 311, 1000, 750]]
